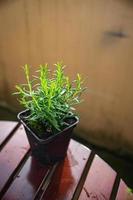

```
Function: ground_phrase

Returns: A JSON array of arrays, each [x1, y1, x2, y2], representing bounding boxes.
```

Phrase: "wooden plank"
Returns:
[[3, 157, 52, 200], [41, 140, 91, 200], [0, 121, 18, 147], [116, 180, 133, 200], [2, 139, 91, 200], [0, 125, 30, 195], [78, 155, 117, 200]]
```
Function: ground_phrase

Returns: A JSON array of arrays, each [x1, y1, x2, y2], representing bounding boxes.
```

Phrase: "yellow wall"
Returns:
[[0, 0, 133, 154]]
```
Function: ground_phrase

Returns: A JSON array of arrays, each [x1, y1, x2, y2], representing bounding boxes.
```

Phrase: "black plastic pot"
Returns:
[[18, 110, 79, 164]]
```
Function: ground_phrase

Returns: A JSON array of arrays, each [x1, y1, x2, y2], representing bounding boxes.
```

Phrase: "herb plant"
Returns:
[[15, 62, 85, 135]]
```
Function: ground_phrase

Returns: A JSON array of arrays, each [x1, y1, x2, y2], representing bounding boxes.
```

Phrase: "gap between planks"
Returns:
[[0, 150, 31, 199], [34, 162, 59, 200], [109, 174, 121, 200], [0, 122, 20, 151], [72, 150, 95, 200]]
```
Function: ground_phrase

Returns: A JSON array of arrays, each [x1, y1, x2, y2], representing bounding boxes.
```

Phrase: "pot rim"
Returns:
[[17, 109, 79, 143]]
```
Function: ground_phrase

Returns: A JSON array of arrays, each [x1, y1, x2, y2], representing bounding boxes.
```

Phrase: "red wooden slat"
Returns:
[[0, 125, 30, 193], [116, 180, 133, 200], [3, 157, 52, 200], [78, 155, 117, 200], [0, 121, 18, 147], [42, 140, 91, 200]]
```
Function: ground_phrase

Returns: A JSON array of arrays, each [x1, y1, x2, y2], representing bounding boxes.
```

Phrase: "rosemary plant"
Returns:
[[15, 62, 85, 135]]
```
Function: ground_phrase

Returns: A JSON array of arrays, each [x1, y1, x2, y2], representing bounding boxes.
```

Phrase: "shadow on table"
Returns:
[[42, 156, 75, 200], [27, 155, 74, 199]]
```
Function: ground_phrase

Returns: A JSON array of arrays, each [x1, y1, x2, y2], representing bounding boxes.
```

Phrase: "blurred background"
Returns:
[[0, 0, 133, 188]]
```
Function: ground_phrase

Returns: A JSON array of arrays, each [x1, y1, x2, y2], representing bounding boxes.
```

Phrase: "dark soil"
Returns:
[[20, 111, 77, 140]]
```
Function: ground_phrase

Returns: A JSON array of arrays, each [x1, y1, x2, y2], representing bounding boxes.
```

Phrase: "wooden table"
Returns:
[[0, 121, 133, 200]]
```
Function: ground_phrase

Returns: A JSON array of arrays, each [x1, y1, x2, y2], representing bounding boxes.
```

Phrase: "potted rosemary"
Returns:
[[15, 62, 85, 164]]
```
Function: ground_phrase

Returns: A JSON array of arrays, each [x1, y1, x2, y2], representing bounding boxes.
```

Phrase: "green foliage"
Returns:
[[128, 188, 133, 194], [14, 62, 85, 134]]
